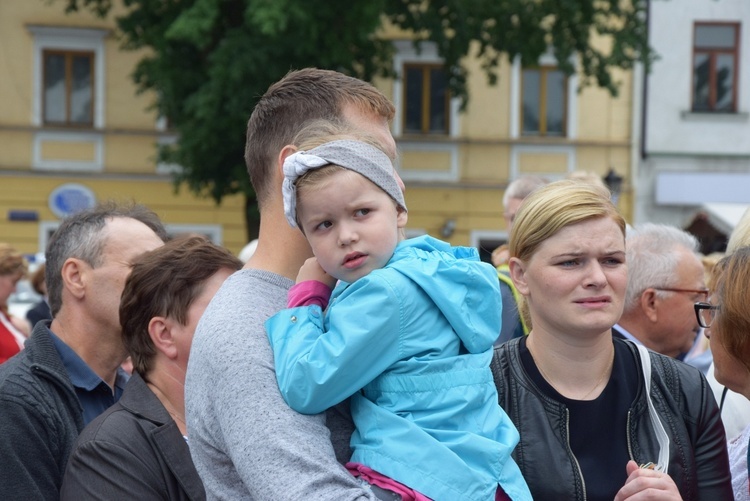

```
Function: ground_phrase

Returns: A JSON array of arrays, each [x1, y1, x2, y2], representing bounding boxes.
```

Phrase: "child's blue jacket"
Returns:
[[266, 235, 531, 501]]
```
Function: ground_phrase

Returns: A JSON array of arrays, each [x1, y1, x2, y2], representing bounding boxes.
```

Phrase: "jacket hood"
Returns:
[[389, 235, 501, 353]]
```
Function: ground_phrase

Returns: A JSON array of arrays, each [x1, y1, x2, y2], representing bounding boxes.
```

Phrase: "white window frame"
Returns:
[[510, 50, 578, 140], [509, 144, 577, 181], [27, 26, 108, 172], [33, 130, 104, 171], [27, 25, 108, 129], [392, 40, 461, 138], [392, 40, 461, 183], [508, 50, 578, 181]]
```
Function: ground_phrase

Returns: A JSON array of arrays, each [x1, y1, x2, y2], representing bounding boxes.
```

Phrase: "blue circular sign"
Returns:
[[48, 183, 97, 218]]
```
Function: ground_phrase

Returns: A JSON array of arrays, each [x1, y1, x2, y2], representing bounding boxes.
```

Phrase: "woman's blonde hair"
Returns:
[[712, 246, 750, 374], [509, 180, 626, 326], [510, 180, 625, 261]]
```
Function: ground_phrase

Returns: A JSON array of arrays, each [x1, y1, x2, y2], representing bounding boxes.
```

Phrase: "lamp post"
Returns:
[[603, 168, 624, 206]]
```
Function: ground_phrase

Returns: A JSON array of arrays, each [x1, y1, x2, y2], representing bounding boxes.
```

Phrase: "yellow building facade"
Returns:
[[1, 1, 634, 263], [377, 34, 634, 259], [0, 1, 246, 258]]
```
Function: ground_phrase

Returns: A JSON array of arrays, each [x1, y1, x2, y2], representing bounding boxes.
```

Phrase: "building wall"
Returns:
[[646, 0, 750, 155], [0, 176, 246, 256], [1, 2, 638, 261], [638, 0, 750, 229], [382, 37, 635, 252], [0, 0, 246, 258]]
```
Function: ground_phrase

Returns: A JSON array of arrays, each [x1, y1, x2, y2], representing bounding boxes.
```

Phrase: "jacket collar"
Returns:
[[119, 372, 205, 499], [118, 372, 171, 424]]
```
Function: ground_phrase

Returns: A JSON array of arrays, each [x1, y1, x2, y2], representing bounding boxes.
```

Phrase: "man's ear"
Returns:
[[60, 258, 86, 300], [641, 289, 659, 322], [277, 144, 298, 180], [508, 257, 529, 296], [148, 317, 178, 359]]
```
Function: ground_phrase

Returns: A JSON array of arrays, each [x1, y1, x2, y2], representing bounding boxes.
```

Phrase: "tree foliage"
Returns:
[[53, 0, 651, 239]]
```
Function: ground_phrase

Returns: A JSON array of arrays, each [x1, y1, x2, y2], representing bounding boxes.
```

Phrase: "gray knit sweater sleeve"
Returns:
[[185, 270, 373, 500]]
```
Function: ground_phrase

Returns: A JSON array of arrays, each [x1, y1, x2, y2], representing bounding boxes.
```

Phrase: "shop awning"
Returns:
[[701, 203, 750, 235]]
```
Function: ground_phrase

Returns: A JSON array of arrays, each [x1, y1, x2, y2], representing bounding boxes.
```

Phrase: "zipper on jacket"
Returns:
[[626, 409, 635, 464], [565, 407, 587, 501]]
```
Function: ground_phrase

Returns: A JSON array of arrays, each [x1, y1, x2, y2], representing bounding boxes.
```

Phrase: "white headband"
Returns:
[[282, 139, 406, 228]]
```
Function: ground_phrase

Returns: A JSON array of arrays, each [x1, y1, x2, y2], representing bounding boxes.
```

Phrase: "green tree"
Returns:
[[55, 0, 651, 239]]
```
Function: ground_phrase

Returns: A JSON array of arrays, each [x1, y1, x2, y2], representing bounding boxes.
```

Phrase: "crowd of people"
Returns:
[[0, 67, 748, 500]]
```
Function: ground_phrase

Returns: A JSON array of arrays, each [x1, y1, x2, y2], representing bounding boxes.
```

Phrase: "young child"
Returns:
[[265, 122, 531, 501]]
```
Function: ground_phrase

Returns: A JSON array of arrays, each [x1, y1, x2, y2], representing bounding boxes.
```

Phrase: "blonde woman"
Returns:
[[490, 180, 732, 500]]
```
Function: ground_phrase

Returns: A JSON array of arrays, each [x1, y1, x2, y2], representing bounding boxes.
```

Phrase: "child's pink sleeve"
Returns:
[[287, 280, 333, 309]]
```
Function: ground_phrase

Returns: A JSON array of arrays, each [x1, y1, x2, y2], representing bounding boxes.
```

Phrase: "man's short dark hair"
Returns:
[[245, 68, 395, 208]]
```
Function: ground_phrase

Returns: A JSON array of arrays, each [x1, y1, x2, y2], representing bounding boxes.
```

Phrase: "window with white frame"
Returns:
[[43, 49, 94, 126], [692, 22, 740, 113], [521, 66, 568, 137], [392, 40, 458, 138], [27, 26, 107, 129], [403, 63, 450, 135]]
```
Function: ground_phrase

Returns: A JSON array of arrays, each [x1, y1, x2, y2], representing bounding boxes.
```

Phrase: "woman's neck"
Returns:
[[526, 329, 615, 400], [146, 370, 187, 435]]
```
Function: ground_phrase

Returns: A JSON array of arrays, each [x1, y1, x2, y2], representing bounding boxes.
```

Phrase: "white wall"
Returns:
[[635, 0, 750, 227], [646, 0, 750, 156]]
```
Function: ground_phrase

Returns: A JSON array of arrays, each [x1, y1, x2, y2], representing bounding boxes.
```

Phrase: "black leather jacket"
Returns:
[[490, 337, 732, 501]]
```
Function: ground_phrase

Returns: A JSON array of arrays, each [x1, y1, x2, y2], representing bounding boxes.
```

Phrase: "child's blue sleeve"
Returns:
[[265, 277, 403, 414]]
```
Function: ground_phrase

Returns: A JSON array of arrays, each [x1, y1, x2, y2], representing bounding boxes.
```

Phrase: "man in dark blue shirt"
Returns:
[[0, 202, 166, 500]]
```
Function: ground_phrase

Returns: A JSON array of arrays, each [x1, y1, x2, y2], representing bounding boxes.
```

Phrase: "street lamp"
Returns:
[[603, 168, 624, 205]]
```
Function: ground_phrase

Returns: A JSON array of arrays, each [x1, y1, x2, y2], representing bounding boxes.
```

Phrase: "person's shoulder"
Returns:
[[342, 268, 411, 301], [27, 300, 51, 317], [645, 347, 705, 377], [493, 337, 522, 356], [491, 338, 522, 372], [204, 269, 289, 315], [75, 397, 158, 455], [0, 352, 65, 437], [74, 401, 134, 445], [0, 348, 36, 396], [638, 347, 712, 403]]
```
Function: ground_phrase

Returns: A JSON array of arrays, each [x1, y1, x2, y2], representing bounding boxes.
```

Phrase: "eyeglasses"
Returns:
[[694, 302, 720, 329], [653, 287, 709, 301]]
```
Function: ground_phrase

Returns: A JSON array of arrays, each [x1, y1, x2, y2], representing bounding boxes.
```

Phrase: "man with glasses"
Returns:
[[614, 223, 707, 358]]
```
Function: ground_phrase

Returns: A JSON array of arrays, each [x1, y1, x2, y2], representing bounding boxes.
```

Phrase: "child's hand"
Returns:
[[297, 257, 337, 289]]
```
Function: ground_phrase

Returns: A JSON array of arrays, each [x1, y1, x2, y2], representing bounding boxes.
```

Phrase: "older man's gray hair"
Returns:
[[623, 223, 700, 313]]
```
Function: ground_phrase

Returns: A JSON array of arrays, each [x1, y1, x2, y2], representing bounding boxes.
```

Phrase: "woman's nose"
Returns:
[[585, 262, 607, 287]]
